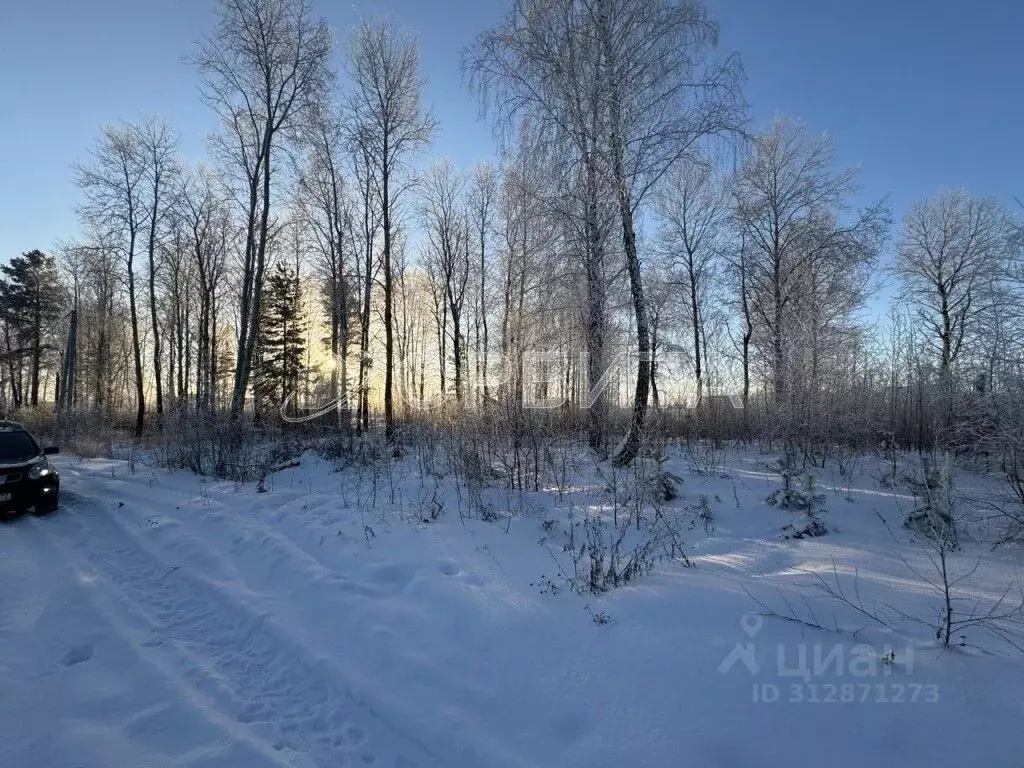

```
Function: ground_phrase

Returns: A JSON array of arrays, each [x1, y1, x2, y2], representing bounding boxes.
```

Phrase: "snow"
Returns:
[[2, 445, 1024, 768]]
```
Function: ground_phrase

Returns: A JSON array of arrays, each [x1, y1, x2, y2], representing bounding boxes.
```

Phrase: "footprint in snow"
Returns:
[[61, 643, 94, 667]]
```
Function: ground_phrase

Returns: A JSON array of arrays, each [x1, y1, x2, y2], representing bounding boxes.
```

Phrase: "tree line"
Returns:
[[2, 0, 1022, 472]]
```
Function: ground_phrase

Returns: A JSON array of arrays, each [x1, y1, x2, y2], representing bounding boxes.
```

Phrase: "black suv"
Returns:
[[0, 421, 60, 516]]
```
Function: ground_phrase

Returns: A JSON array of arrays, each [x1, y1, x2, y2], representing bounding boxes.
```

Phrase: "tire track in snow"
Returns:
[[39, 492, 435, 768]]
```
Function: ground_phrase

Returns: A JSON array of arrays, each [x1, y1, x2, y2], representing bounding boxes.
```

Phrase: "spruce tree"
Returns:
[[0, 250, 67, 407], [253, 262, 306, 418]]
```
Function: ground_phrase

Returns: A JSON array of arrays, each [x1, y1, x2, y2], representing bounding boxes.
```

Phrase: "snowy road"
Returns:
[[1, 488, 433, 768], [0, 456, 576, 768], [3, 452, 1024, 768]]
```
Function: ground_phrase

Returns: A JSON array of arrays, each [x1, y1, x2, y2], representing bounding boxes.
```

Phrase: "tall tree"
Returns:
[[655, 158, 727, 405], [253, 261, 306, 416], [298, 107, 355, 426], [471, 0, 743, 463], [731, 232, 754, 423], [420, 159, 471, 402], [179, 167, 232, 412], [897, 191, 1013, 381], [74, 237, 120, 412], [733, 117, 888, 414], [426, 255, 448, 396], [54, 242, 85, 412], [136, 117, 180, 422], [348, 20, 436, 443], [0, 250, 66, 407], [349, 130, 381, 432], [469, 0, 613, 454], [467, 162, 498, 402], [76, 124, 150, 434], [191, 0, 332, 418], [592, 0, 744, 465]]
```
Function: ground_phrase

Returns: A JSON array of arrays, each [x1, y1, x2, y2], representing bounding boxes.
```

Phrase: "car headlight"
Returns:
[[28, 461, 54, 480]]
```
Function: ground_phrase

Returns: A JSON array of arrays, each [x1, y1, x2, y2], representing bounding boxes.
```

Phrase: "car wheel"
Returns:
[[33, 495, 59, 515]]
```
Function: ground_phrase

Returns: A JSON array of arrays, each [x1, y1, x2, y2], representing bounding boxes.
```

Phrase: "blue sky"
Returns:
[[2, 0, 1022, 272]]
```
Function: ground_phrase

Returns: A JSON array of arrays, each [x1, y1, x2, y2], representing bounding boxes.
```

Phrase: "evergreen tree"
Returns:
[[253, 262, 306, 417], [0, 250, 67, 407]]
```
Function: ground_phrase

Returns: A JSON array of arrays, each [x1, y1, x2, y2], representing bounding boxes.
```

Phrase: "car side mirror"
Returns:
[[43, 446, 60, 455]]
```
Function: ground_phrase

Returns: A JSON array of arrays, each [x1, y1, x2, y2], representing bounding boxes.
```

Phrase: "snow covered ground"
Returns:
[[2, 444, 1024, 768]]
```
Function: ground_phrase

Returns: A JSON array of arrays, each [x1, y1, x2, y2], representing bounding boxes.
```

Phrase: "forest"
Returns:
[[1, 0, 1023, 519]]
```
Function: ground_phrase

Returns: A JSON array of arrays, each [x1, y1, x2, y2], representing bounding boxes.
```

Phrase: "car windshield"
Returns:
[[0, 432, 39, 462]]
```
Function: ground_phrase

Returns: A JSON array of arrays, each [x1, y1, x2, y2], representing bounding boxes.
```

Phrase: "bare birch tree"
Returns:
[[471, 0, 743, 464], [135, 117, 180, 422], [467, 162, 498, 403], [733, 117, 888, 416], [349, 130, 381, 432], [468, 0, 613, 454], [190, 0, 332, 418], [590, 0, 744, 465], [179, 166, 232, 412], [75, 124, 150, 434], [897, 191, 1013, 381], [298, 107, 354, 425], [348, 20, 436, 443], [420, 159, 471, 402], [655, 157, 727, 405]]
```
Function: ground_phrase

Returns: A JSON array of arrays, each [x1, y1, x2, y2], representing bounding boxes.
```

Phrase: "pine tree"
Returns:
[[253, 262, 306, 418], [0, 250, 67, 407]]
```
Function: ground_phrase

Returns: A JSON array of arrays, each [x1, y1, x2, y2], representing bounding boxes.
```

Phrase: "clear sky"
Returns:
[[2, 0, 1022, 270]]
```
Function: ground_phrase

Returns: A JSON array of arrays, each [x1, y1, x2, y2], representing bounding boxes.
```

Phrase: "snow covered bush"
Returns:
[[14, 406, 120, 458], [546, 461, 691, 595], [569, 511, 664, 593], [691, 494, 715, 534], [763, 452, 830, 537], [650, 453, 684, 502], [158, 412, 297, 482], [780, 475, 829, 539], [996, 455, 1024, 545], [902, 454, 959, 550], [764, 453, 806, 510]]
